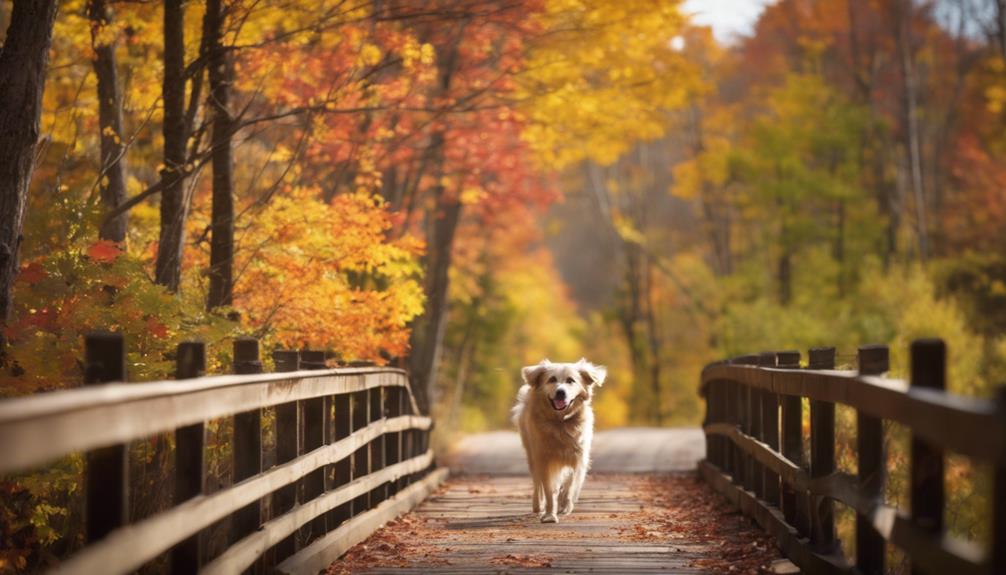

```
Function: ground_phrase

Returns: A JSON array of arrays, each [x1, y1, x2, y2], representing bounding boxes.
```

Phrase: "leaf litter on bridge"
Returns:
[[326, 474, 782, 574]]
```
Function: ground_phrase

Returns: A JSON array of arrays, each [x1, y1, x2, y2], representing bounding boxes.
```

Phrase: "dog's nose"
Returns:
[[554, 388, 566, 400]]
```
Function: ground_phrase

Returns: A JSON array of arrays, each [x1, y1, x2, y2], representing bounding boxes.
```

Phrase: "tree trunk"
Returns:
[[155, 0, 190, 292], [406, 26, 465, 414], [408, 159, 462, 413], [88, 0, 129, 242], [205, 0, 235, 310], [896, 0, 928, 262], [0, 0, 59, 322], [642, 257, 662, 425]]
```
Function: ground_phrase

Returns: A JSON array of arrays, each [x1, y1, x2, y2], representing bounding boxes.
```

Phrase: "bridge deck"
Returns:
[[326, 429, 788, 574]]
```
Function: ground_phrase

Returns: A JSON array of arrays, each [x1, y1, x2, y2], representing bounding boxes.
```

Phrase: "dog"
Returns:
[[511, 358, 606, 523]]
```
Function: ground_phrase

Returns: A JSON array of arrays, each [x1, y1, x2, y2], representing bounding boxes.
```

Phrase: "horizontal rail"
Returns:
[[277, 467, 450, 575], [702, 364, 1005, 462], [202, 450, 436, 575], [47, 415, 431, 575], [704, 424, 987, 574], [0, 368, 410, 474]]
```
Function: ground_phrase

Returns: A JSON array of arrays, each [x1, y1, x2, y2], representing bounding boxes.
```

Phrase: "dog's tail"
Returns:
[[510, 384, 530, 427]]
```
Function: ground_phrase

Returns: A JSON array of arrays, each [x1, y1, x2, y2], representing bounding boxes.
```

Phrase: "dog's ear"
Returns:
[[577, 358, 607, 387], [521, 359, 552, 387]]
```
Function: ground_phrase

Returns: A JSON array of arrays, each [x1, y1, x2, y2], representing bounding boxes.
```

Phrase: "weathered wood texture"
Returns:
[[8, 334, 439, 575], [700, 341, 1006, 575], [325, 471, 786, 574]]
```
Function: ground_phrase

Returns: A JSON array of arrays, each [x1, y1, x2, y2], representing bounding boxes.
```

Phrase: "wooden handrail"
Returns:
[[0, 333, 441, 574], [699, 341, 1006, 575], [702, 365, 1004, 461], [0, 368, 410, 474]]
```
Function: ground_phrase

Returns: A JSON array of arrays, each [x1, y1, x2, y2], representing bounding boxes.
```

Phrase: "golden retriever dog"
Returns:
[[511, 358, 606, 523]]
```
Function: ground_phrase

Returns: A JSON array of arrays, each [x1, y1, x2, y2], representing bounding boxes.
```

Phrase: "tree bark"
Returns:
[[155, 0, 190, 292], [896, 0, 928, 262], [0, 0, 59, 322], [406, 24, 465, 414], [205, 0, 235, 310], [88, 0, 129, 242]]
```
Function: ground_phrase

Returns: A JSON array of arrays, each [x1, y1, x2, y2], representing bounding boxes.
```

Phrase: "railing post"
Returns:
[[808, 346, 837, 552], [351, 385, 370, 514], [232, 338, 263, 551], [748, 354, 766, 499], [909, 339, 945, 575], [271, 349, 300, 561], [332, 386, 352, 528], [370, 383, 387, 504], [400, 384, 413, 488], [84, 332, 128, 543], [172, 341, 206, 574], [760, 352, 780, 507], [300, 350, 327, 544], [778, 350, 805, 534], [734, 355, 758, 493], [856, 344, 888, 575], [385, 385, 402, 497], [993, 386, 1006, 575]]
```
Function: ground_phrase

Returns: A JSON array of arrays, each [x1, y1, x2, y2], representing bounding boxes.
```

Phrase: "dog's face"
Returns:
[[521, 359, 606, 415]]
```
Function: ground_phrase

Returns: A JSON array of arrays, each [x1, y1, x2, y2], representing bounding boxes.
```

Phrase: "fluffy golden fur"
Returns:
[[511, 358, 606, 523]]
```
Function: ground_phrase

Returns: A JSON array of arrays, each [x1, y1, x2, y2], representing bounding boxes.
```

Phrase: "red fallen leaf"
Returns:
[[18, 262, 46, 284], [87, 240, 123, 264], [146, 317, 169, 338]]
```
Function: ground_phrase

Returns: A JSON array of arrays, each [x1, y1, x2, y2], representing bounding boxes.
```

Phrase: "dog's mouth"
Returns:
[[550, 397, 569, 411]]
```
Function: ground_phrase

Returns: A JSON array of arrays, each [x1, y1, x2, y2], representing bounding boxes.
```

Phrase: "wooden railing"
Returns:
[[699, 340, 1006, 575], [0, 333, 443, 574]]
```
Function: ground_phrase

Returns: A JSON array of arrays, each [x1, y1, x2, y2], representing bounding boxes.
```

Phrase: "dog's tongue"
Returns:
[[551, 397, 568, 410]]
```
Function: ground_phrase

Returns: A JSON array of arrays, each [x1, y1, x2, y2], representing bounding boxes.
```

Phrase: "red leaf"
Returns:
[[145, 317, 168, 339], [87, 240, 123, 264], [17, 262, 46, 284]]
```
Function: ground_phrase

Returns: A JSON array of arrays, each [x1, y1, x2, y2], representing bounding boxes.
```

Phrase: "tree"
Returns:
[[154, 0, 191, 292], [88, 0, 129, 242], [0, 0, 59, 323], [205, 0, 236, 310]]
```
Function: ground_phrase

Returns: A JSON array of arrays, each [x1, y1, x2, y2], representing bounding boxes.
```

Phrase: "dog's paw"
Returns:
[[540, 513, 558, 523], [559, 504, 574, 515]]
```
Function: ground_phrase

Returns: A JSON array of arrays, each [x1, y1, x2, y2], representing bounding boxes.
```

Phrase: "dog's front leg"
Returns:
[[558, 468, 575, 515], [541, 473, 558, 523], [532, 477, 543, 515], [569, 459, 588, 508]]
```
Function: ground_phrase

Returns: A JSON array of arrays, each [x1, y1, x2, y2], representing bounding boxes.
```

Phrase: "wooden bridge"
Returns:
[[1, 334, 1004, 574]]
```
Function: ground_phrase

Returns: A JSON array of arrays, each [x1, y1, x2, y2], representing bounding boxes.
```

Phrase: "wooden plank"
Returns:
[[909, 339, 945, 575], [699, 461, 854, 575], [232, 338, 264, 549], [272, 349, 301, 562], [703, 424, 988, 574], [276, 466, 447, 575], [204, 452, 437, 575], [48, 416, 431, 575], [171, 341, 206, 574], [856, 344, 888, 575], [700, 364, 1003, 461], [84, 333, 128, 544], [300, 350, 327, 545], [0, 367, 415, 474]]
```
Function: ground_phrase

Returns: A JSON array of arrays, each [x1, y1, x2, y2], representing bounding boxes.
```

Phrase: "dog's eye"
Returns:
[[547, 376, 557, 383], [566, 377, 574, 383]]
